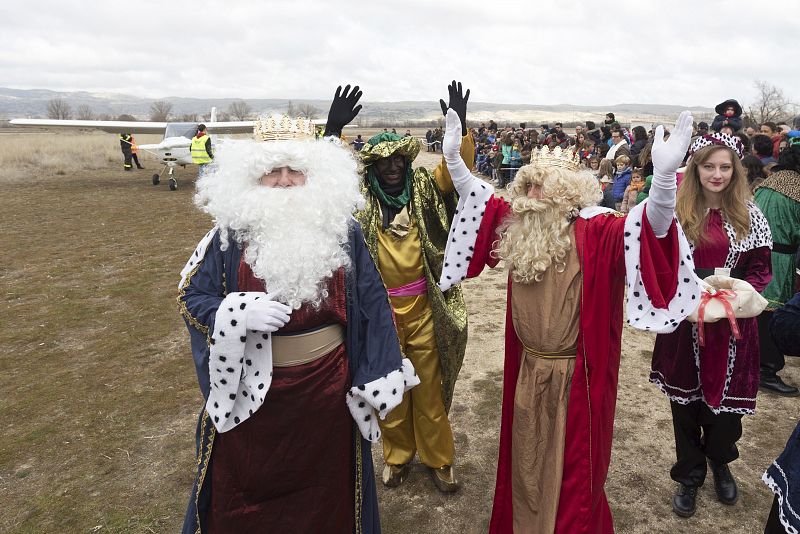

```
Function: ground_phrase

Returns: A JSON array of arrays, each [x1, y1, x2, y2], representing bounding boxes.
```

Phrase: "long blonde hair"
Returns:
[[676, 145, 751, 245]]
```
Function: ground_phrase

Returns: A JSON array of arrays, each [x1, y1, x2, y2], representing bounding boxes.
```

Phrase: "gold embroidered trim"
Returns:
[[178, 262, 209, 335], [354, 426, 363, 534], [193, 411, 216, 534]]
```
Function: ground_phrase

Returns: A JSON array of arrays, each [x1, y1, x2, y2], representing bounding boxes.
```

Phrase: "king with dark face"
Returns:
[[325, 80, 475, 493]]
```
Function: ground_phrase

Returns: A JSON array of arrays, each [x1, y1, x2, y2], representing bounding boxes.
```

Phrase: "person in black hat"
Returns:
[[711, 99, 743, 134]]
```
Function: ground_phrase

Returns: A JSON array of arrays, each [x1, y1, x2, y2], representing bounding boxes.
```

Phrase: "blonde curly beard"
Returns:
[[495, 164, 602, 283]]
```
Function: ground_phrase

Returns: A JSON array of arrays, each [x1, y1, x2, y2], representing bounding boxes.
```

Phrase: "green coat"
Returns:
[[754, 170, 800, 308]]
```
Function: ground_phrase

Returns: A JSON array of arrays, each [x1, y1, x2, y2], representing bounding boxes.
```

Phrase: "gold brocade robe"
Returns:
[[354, 136, 474, 411]]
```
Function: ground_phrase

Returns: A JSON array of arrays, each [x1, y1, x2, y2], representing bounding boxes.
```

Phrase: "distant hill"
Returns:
[[0, 87, 716, 126]]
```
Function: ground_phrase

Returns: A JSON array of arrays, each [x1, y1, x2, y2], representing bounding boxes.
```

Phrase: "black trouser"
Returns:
[[131, 153, 142, 168], [670, 401, 743, 487], [764, 495, 785, 533], [122, 149, 132, 169], [759, 310, 786, 376]]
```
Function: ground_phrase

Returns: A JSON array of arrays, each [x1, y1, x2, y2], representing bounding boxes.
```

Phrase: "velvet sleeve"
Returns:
[[742, 245, 773, 292], [178, 231, 228, 398], [467, 195, 510, 276], [771, 292, 800, 356], [350, 222, 405, 386], [179, 232, 226, 333]]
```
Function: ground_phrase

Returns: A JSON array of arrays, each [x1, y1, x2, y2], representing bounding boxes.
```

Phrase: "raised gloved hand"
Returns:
[[244, 293, 293, 333], [442, 108, 472, 191], [439, 80, 470, 136], [652, 110, 693, 177], [647, 110, 694, 237], [323, 84, 363, 137], [443, 109, 463, 165]]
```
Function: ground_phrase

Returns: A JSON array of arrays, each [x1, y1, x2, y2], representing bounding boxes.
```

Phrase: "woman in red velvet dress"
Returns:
[[651, 133, 772, 518]]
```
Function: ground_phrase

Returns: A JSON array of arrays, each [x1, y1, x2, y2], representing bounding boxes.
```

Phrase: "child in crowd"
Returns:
[[611, 154, 632, 209], [619, 168, 645, 213], [597, 159, 616, 209], [711, 98, 743, 135]]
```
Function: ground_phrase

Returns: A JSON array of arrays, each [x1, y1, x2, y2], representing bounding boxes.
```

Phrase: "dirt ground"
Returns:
[[0, 134, 797, 533]]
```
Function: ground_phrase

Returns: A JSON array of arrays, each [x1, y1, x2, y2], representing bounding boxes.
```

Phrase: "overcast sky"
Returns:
[[1, 0, 797, 108]]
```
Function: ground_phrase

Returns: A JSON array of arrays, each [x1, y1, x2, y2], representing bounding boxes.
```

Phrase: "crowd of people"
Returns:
[[471, 101, 800, 213], [176, 84, 800, 534]]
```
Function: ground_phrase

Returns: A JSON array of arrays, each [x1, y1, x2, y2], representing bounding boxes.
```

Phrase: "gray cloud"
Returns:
[[1, 0, 797, 108]]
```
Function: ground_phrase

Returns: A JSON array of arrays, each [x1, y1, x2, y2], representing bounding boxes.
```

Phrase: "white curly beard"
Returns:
[[194, 138, 365, 308]]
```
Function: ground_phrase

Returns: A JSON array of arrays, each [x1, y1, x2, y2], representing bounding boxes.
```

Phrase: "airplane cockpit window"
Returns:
[[165, 123, 199, 139]]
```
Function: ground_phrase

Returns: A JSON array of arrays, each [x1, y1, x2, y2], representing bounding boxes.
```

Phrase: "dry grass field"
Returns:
[[0, 130, 797, 533]]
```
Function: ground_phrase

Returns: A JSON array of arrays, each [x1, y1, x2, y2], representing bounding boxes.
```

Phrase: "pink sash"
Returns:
[[387, 277, 427, 297]]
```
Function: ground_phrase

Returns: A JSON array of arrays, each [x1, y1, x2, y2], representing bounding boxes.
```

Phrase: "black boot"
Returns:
[[760, 373, 800, 397], [672, 483, 699, 517], [709, 460, 738, 505]]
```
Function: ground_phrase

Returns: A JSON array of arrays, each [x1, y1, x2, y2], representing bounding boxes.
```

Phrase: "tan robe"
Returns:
[[510, 243, 581, 534]]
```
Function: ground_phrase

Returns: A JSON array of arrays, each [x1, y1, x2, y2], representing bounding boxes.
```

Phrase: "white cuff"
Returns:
[[438, 179, 494, 292], [346, 358, 420, 442], [206, 292, 274, 433], [624, 203, 702, 333]]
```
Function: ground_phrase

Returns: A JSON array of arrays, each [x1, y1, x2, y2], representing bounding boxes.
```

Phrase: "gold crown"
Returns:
[[530, 146, 581, 172], [253, 115, 315, 141]]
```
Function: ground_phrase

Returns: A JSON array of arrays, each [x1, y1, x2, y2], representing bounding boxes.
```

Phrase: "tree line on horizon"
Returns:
[[38, 80, 799, 127]]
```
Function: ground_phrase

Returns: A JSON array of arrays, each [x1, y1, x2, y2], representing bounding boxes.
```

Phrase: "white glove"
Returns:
[[442, 108, 472, 192], [244, 292, 292, 333], [651, 110, 693, 178], [647, 110, 694, 237]]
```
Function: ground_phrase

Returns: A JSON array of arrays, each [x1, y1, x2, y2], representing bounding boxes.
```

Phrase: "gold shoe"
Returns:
[[382, 463, 411, 488], [429, 465, 460, 493]]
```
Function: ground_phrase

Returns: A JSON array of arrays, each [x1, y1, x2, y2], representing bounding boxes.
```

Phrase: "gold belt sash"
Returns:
[[522, 343, 576, 359], [272, 324, 345, 367]]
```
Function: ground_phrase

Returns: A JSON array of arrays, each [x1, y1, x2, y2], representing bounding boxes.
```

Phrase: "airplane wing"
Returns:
[[9, 119, 168, 134], [205, 119, 329, 134], [204, 121, 254, 134], [11, 118, 334, 135]]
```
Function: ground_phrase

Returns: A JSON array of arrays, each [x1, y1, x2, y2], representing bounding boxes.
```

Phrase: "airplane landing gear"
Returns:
[[168, 166, 177, 190], [152, 164, 179, 190], [152, 164, 168, 186]]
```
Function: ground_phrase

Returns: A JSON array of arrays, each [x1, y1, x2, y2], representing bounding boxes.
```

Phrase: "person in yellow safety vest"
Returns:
[[130, 134, 144, 169], [191, 124, 214, 175]]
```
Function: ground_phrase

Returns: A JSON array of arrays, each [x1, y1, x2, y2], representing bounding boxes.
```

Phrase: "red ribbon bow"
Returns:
[[697, 289, 741, 346]]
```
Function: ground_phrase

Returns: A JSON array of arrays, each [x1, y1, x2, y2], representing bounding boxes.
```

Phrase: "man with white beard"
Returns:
[[437, 108, 701, 534], [177, 114, 418, 534]]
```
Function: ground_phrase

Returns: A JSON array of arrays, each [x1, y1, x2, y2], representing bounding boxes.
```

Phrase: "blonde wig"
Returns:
[[495, 163, 602, 283]]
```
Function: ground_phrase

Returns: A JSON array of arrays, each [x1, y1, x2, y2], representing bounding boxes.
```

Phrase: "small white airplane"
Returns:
[[10, 108, 328, 190]]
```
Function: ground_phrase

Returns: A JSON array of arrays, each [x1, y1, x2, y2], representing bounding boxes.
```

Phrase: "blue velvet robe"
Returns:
[[765, 291, 800, 532], [179, 221, 402, 534]]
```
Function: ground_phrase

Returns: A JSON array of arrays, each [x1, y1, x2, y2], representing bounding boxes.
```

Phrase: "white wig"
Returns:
[[194, 138, 365, 308]]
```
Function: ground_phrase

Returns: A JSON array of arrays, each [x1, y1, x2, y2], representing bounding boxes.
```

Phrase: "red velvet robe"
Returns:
[[467, 197, 680, 534]]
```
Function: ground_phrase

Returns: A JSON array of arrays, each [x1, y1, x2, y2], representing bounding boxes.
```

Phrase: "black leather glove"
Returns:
[[439, 80, 470, 136], [324, 84, 363, 137]]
